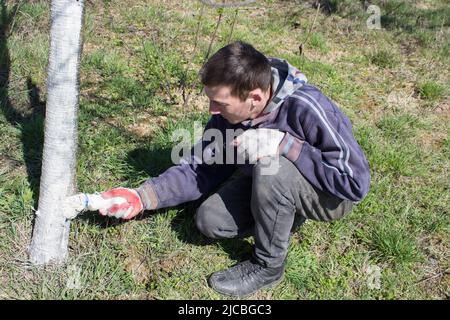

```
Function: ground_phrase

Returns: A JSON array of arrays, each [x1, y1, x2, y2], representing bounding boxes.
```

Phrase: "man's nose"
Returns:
[[209, 103, 221, 115]]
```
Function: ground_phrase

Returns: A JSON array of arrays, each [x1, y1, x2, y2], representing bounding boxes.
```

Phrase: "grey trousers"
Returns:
[[195, 156, 354, 267]]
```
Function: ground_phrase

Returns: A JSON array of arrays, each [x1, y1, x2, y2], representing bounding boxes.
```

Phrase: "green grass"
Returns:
[[417, 81, 446, 101], [359, 221, 423, 265], [309, 33, 329, 54], [0, 0, 449, 300], [367, 49, 399, 69]]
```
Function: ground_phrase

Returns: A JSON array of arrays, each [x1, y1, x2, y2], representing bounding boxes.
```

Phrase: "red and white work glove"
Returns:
[[62, 187, 143, 220], [98, 187, 144, 220]]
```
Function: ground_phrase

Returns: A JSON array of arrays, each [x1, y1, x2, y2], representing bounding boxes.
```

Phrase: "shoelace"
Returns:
[[239, 262, 263, 283]]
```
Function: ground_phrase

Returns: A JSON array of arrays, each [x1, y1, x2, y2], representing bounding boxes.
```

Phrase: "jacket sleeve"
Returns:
[[136, 117, 237, 210], [278, 91, 371, 202]]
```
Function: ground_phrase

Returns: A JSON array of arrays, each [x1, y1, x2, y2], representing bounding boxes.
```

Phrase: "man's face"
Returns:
[[204, 86, 251, 124]]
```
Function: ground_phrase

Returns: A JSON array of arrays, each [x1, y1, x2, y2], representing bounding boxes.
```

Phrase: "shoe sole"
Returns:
[[209, 274, 284, 299]]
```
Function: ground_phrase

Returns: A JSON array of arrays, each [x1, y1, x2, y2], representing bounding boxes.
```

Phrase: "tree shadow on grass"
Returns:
[[379, 1, 450, 33], [169, 205, 254, 263], [0, 2, 45, 210]]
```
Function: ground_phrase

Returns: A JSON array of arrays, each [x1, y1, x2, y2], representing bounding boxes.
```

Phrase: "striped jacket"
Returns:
[[136, 58, 371, 210]]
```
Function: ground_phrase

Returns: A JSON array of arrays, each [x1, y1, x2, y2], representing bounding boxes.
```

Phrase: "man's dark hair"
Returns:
[[200, 41, 272, 101]]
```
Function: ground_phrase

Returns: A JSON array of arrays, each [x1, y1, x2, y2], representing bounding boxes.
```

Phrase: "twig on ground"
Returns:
[[299, 3, 321, 56]]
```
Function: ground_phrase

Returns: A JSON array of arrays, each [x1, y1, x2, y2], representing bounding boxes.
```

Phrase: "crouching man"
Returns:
[[96, 41, 371, 297]]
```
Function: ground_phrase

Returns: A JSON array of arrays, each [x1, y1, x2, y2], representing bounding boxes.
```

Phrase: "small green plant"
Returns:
[[376, 114, 424, 140], [367, 50, 399, 69], [310, 33, 329, 53], [418, 81, 445, 101], [361, 223, 423, 265], [83, 51, 129, 77]]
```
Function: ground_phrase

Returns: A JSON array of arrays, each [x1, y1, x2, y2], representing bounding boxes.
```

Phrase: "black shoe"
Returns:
[[208, 259, 284, 297]]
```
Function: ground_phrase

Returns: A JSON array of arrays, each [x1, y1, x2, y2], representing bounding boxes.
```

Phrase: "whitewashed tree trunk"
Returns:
[[29, 0, 84, 265]]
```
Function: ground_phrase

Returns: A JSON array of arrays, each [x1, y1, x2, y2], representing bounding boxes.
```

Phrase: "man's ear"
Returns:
[[248, 88, 264, 103]]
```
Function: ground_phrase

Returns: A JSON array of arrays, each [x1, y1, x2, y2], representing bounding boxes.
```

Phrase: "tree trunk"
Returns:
[[29, 0, 84, 265]]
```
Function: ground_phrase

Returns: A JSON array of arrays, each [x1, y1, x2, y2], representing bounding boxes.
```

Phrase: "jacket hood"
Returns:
[[263, 57, 308, 113]]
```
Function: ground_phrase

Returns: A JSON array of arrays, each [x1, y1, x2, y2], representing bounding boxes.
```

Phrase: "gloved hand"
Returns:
[[232, 128, 285, 163], [98, 187, 144, 220]]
